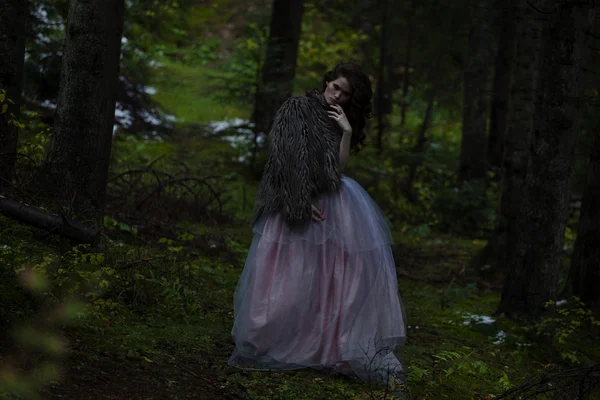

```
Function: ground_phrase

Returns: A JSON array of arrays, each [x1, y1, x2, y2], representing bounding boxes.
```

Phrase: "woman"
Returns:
[[229, 62, 406, 384]]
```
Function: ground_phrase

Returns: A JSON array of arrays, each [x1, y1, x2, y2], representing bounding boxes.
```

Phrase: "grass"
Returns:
[[149, 59, 250, 124]]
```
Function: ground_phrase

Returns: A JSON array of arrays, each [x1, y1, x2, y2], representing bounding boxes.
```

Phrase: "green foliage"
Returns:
[[535, 298, 600, 365], [179, 38, 222, 67], [124, 0, 195, 55], [209, 23, 268, 106], [432, 179, 497, 234], [296, 4, 369, 90], [406, 348, 512, 398]]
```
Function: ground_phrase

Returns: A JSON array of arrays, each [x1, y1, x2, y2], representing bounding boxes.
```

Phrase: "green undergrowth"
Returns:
[[2, 215, 599, 399]]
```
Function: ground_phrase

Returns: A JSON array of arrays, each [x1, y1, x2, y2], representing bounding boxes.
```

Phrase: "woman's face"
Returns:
[[324, 76, 351, 106]]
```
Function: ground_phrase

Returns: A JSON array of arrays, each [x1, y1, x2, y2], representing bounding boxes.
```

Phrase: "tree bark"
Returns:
[[565, 132, 600, 315], [458, 0, 497, 182], [251, 0, 304, 136], [44, 0, 125, 223], [0, 0, 28, 191], [487, 0, 516, 170], [497, 0, 595, 322]]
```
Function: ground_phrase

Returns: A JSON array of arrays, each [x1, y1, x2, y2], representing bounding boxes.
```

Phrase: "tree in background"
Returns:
[[487, 0, 516, 170], [0, 0, 29, 190], [497, 0, 595, 321], [565, 130, 600, 315], [374, 0, 392, 152], [468, 0, 533, 274], [44, 0, 125, 222], [458, 0, 497, 183], [252, 0, 304, 136]]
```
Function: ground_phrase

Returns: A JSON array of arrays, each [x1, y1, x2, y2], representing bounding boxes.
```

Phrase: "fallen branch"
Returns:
[[0, 196, 98, 244]]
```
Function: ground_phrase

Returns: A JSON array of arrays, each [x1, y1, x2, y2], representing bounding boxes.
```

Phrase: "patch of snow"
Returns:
[[139, 109, 161, 126], [493, 330, 507, 345], [144, 86, 157, 95], [114, 103, 134, 128], [221, 135, 248, 147], [462, 314, 496, 325], [163, 114, 178, 123], [41, 99, 57, 109], [34, 4, 50, 24], [36, 32, 52, 44], [148, 60, 164, 69], [208, 118, 248, 133]]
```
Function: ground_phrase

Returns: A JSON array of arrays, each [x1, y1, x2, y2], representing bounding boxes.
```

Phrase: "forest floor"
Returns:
[[32, 233, 515, 400], [1, 210, 596, 399]]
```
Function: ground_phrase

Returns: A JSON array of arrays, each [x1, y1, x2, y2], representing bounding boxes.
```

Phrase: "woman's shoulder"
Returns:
[[278, 90, 325, 114]]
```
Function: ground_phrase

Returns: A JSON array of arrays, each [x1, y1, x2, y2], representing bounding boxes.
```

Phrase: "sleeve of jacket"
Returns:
[[263, 95, 316, 225]]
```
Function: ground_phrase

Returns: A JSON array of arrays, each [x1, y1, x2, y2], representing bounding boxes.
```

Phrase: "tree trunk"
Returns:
[[497, 0, 595, 322], [252, 0, 304, 136], [469, 0, 538, 274], [458, 0, 497, 182], [404, 91, 435, 201], [0, 0, 28, 191], [487, 0, 516, 170], [375, 0, 391, 152], [400, 0, 416, 128], [565, 132, 600, 315], [44, 0, 125, 223]]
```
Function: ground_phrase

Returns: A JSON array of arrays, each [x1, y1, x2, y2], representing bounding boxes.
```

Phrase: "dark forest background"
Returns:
[[1, 0, 600, 398]]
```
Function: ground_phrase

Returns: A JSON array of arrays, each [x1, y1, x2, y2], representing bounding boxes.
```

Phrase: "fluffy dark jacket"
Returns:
[[252, 89, 342, 227]]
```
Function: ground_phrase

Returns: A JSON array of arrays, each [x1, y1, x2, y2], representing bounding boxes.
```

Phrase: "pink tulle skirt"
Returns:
[[229, 176, 406, 382]]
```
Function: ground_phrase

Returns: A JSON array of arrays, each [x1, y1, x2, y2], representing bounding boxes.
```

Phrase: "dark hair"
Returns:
[[322, 62, 372, 153]]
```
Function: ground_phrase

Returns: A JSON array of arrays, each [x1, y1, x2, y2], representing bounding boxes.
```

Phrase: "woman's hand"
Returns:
[[328, 104, 352, 134], [312, 204, 325, 221]]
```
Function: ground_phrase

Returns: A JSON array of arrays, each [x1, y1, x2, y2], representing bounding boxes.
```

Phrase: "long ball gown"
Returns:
[[229, 175, 407, 383]]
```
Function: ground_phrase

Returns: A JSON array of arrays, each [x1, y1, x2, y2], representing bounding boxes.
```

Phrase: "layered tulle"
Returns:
[[229, 176, 406, 382]]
